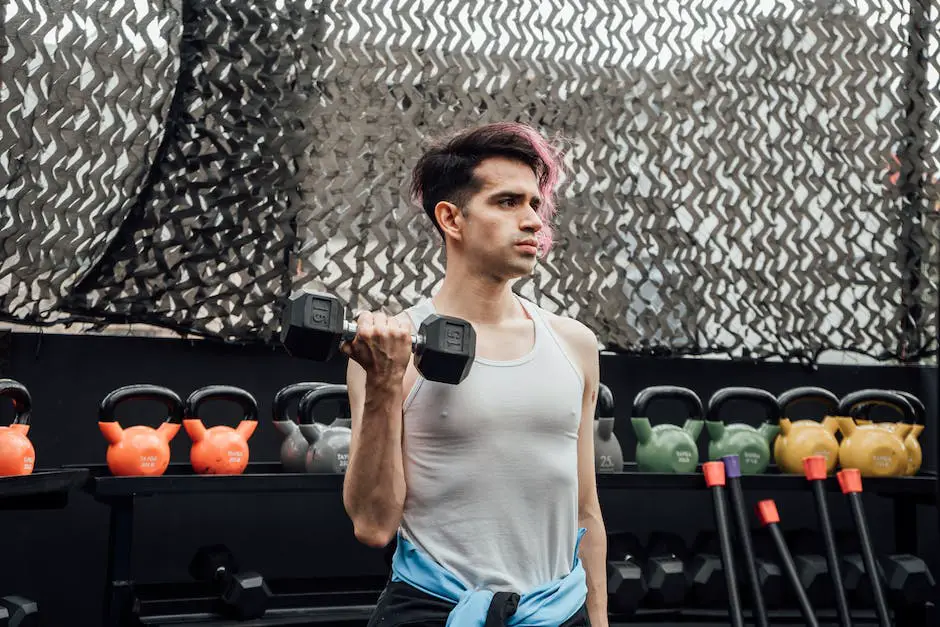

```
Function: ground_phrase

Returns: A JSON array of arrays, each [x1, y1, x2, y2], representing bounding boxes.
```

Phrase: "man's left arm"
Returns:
[[563, 320, 609, 627]]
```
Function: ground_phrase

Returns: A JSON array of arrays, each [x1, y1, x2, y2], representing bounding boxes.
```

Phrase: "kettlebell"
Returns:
[[774, 386, 841, 474], [630, 385, 704, 474], [854, 390, 926, 476], [0, 379, 36, 476], [594, 382, 624, 473], [98, 384, 185, 477], [184, 385, 259, 475], [272, 382, 330, 472], [298, 384, 352, 473], [836, 390, 914, 477], [704, 387, 780, 475]]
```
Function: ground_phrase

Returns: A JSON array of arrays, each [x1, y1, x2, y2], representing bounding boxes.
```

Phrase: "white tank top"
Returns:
[[401, 296, 584, 593]]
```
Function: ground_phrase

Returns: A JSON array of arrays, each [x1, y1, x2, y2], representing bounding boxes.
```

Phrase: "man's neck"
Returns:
[[432, 271, 524, 326]]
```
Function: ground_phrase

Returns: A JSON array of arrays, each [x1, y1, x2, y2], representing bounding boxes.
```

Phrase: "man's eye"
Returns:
[[500, 198, 516, 207]]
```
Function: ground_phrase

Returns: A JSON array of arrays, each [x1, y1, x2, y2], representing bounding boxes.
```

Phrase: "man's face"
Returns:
[[452, 156, 544, 279]]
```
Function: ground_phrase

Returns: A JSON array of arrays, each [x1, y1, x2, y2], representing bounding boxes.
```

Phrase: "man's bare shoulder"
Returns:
[[543, 309, 600, 357]]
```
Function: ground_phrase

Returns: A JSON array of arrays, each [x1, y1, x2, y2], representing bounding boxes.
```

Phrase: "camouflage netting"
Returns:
[[1, 0, 937, 363]]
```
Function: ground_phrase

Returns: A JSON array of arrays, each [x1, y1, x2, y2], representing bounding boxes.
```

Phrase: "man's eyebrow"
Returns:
[[488, 190, 542, 205]]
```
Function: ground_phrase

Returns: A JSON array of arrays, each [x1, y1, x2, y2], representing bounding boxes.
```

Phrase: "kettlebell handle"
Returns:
[[706, 387, 781, 422], [839, 389, 917, 424], [631, 385, 704, 419], [777, 386, 840, 418], [0, 379, 32, 426], [895, 391, 926, 425], [595, 383, 615, 419], [298, 385, 351, 426], [98, 384, 184, 424], [273, 382, 330, 423], [185, 385, 259, 423]]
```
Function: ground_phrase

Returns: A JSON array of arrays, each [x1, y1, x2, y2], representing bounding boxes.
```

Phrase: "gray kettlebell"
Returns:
[[298, 384, 352, 474], [272, 382, 329, 472], [594, 382, 623, 473]]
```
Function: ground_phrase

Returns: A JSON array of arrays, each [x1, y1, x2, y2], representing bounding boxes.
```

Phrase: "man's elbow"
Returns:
[[344, 492, 403, 548], [353, 522, 397, 548], [578, 494, 605, 525]]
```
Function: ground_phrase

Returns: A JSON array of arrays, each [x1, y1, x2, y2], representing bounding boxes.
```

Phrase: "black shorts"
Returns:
[[367, 580, 592, 627]]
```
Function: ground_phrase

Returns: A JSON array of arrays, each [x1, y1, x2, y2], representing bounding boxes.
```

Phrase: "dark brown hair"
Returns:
[[410, 122, 565, 255]]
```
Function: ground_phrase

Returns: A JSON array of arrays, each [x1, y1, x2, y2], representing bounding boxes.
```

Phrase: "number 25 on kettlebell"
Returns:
[[183, 385, 259, 475], [98, 385, 185, 477]]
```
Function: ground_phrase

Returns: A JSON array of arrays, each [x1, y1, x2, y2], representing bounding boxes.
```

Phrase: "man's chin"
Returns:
[[505, 259, 538, 278]]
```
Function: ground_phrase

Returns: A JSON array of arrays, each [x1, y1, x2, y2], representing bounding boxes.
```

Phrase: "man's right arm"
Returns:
[[341, 313, 410, 548]]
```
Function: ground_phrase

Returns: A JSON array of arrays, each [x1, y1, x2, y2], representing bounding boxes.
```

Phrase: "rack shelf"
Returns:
[[76, 463, 343, 499], [70, 462, 937, 501], [0, 467, 89, 510]]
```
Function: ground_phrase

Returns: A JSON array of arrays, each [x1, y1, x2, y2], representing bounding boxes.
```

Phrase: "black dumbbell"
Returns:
[[881, 554, 936, 609], [643, 532, 689, 608], [686, 531, 728, 608], [281, 292, 476, 384], [687, 532, 786, 610], [751, 534, 786, 609], [0, 596, 39, 626], [839, 530, 937, 611], [839, 528, 883, 609], [787, 529, 834, 609], [189, 545, 271, 620], [606, 533, 648, 616]]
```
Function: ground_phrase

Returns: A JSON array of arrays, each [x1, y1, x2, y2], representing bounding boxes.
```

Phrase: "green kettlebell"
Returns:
[[631, 385, 704, 473], [705, 387, 781, 475]]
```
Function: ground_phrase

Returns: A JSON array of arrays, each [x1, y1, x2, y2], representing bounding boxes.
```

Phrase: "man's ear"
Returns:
[[435, 201, 464, 241]]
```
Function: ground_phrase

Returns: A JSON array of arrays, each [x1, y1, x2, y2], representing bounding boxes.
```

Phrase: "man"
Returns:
[[341, 122, 608, 627]]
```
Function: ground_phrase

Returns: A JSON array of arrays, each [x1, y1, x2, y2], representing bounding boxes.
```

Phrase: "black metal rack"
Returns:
[[0, 467, 88, 626], [76, 463, 382, 627], [74, 460, 938, 627], [0, 467, 88, 510], [602, 464, 938, 627]]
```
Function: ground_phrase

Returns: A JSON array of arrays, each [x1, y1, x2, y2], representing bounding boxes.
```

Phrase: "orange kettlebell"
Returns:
[[0, 379, 36, 476], [854, 390, 926, 476], [836, 390, 914, 477], [183, 385, 258, 475], [773, 386, 841, 475], [98, 384, 185, 476]]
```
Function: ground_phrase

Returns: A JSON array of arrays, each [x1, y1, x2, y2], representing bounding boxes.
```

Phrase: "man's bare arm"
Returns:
[[554, 316, 609, 627], [341, 312, 411, 547]]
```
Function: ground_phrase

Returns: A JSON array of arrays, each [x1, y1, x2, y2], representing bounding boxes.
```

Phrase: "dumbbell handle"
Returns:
[[341, 321, 427, 353]]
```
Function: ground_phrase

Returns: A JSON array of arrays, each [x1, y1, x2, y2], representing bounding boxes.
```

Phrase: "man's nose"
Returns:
[[520, 205, 542, 232]]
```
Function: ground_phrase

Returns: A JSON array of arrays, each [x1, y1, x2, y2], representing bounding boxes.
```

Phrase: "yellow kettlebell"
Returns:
[[773, 386, 841, 474], [853, 390, 926, 476], [836, 390, 914, 477]]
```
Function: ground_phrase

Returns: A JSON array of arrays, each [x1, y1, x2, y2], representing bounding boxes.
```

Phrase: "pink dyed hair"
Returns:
[[410, 122, 567, 256]]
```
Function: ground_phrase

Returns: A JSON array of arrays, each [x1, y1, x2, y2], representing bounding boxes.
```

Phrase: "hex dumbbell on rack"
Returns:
[[189, 545, 271, 621]]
